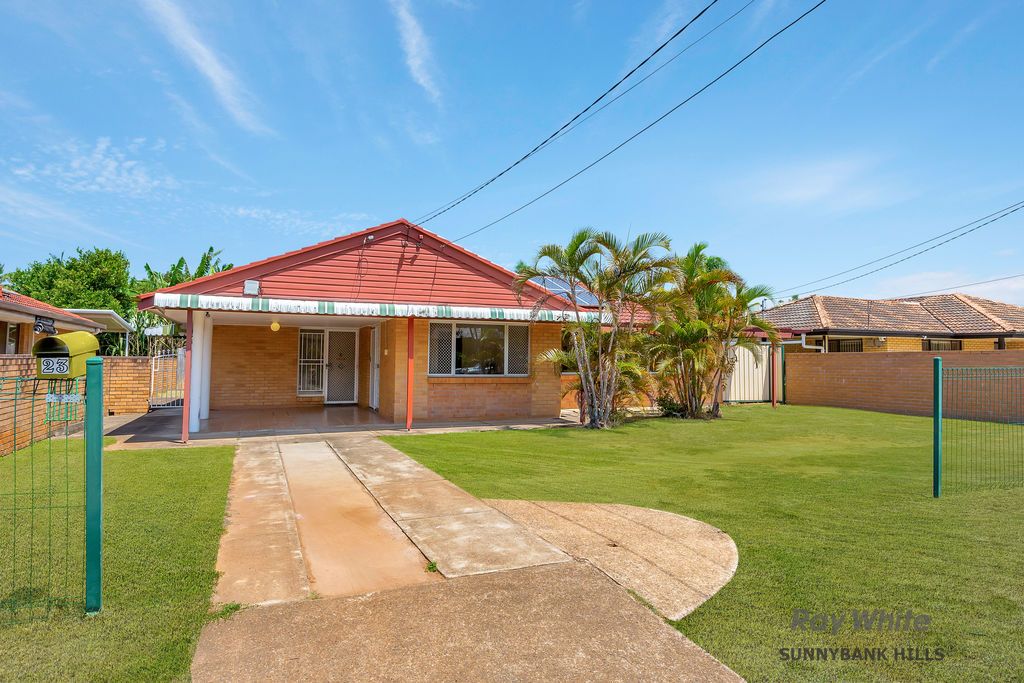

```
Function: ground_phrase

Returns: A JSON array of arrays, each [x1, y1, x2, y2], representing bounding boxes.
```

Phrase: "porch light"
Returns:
[[270, 321, 281, 332]]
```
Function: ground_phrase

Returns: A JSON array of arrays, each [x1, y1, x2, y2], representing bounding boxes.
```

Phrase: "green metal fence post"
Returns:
[[933, 356, 942, 498], [85, 357, 103, 613]]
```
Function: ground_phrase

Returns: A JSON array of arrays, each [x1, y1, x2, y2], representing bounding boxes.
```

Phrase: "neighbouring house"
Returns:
[[137, 219, 597, 438], [0, 286, 102, 355], [761, 293, 1024, 352]]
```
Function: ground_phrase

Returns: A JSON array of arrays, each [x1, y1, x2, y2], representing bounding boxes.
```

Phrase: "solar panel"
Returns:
[[529, 277, 600, 307]]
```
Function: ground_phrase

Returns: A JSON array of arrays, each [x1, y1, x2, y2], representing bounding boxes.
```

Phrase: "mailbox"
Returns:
[[33, 331, 99, 379]]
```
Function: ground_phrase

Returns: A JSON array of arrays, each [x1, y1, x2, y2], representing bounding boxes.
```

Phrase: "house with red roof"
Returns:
[[1, 286, 102, 355], [138, 219, 596, 439]]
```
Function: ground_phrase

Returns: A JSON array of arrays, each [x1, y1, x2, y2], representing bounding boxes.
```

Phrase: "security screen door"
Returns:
[[326, 330, 357, 403]]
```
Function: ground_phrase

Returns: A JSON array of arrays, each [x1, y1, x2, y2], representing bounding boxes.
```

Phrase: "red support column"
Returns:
[[405, 316, 415, 430], [181, 309, 193, 443]]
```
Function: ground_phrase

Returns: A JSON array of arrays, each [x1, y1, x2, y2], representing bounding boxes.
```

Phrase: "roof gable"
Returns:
[[141, 220, 570, 311]]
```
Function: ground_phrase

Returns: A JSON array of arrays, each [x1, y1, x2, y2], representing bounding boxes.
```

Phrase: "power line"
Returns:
[[894, 272, 1024, 299], [791, 202, 1024, 297], [415, 0, 723, 225], [453, 0, 830, 243], [549, 0, 759, 146], [777, 198, 1024, 294]]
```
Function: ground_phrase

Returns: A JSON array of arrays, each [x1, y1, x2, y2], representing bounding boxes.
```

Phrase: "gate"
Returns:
[[149, 349, 184, 409], [1, 358, 103, 622], [723, 344, 773, 403]]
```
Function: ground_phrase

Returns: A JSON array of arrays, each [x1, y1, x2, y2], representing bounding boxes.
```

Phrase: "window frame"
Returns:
[[427, 321, 530, 377], [922, 338, 962, 352]]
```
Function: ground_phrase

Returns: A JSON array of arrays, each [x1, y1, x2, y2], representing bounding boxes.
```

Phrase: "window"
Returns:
[[922, 339, 962, 351], [2, 323, 19, 355], [428, 322, 530, 376], [827, 338, 863, 353], [297, 329, 325, 394]]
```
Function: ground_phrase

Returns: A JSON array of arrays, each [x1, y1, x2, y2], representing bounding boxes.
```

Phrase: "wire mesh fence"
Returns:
[[0, 376, 87, 623], [936, 364, 1024, 494]]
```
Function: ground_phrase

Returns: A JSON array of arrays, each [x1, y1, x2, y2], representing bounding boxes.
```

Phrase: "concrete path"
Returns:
[[192, 562, 741, 683], [213, 442, 309, 605], [326, 435, 568, 577], [276, 441, 440, 598], [487, 501, 739, 620]]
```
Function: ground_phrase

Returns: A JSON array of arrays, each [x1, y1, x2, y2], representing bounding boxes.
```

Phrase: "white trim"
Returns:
[[152, 292, 605, 322], [426, 320, 531, 378]]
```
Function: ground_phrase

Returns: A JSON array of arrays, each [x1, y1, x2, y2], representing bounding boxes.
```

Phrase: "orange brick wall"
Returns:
[[785, 350, 1024, 418], [1, 355, 148, 455], [425, 321, 562, 421], [210, 325, 322, 409], [103, 357, 151, 414]]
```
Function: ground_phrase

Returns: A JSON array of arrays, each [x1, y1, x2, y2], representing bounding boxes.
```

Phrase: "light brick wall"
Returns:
[[210, 325, 322, 409], [786, 350, 1024, 418]]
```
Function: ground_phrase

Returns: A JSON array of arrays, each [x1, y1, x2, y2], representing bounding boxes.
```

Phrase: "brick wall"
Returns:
[[210, 325, 322, 409], [103, 357, 151, 414], [785, 350, 1024, 418], [424, 321, 562, 421], [0, 355, 149, 455]]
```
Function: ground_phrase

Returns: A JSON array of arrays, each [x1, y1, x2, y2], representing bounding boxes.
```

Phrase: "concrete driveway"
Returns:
[[196, 428, 742, 681]]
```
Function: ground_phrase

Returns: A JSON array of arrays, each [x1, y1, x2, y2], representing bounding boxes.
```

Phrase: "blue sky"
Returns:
[[1, 0, 1022, 303]]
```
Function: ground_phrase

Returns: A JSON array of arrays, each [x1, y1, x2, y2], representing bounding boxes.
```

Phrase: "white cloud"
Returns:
[[735, 156, 911, 213], [228, 206, 373, 239], [388, 0, 442, 105], [0, 182, 133, 244], [840, 26, 926, 93], [140, 0, 272, 134], [11, 137, 178, 196]]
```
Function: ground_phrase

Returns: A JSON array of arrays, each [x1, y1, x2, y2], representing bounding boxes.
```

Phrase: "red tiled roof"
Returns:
[[138, 219, 573, 312], [762, 293, 1024, 336], [0, 287, 96, 326]]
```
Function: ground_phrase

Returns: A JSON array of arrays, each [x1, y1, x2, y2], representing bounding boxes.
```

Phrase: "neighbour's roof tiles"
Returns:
[[0, 287, 95, 325], [762, 293, 1024, 336]]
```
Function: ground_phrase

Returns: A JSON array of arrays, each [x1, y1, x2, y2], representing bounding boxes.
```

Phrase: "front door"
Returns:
[[326, 330, 357, 403]]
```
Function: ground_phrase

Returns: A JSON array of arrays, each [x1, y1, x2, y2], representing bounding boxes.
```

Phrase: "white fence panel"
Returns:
[[723, 345, 771, 403]]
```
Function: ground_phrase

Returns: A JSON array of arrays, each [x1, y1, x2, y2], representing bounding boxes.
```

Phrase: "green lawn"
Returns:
[[383, 405, 1024, 682], [1, 438, 234, 681]]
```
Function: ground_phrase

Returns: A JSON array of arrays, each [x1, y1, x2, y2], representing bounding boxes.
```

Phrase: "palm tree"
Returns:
[[647, 242, 777, 418], [516, 229, 672, 428]]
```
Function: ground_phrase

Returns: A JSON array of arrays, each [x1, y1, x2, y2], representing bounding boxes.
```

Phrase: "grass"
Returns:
[[1, 437, 234, 681], [383, 405, 1024, 682]]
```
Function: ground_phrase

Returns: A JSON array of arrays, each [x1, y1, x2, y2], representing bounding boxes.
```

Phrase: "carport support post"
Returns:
[[85, 356, 103, 614], [933, 356, 942, 498], [181, 309, 193, 443], [406, 316, 414, 430]]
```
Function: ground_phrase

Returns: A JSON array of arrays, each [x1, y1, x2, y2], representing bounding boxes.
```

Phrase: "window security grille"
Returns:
[[428, 323, 453, 375], [506, 325, 530, 375], [298, 329, 325, 394]]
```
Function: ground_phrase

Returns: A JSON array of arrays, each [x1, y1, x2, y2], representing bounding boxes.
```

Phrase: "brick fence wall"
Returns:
[[1, 355, 153, 455], [785, 350, 1024, 418]]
